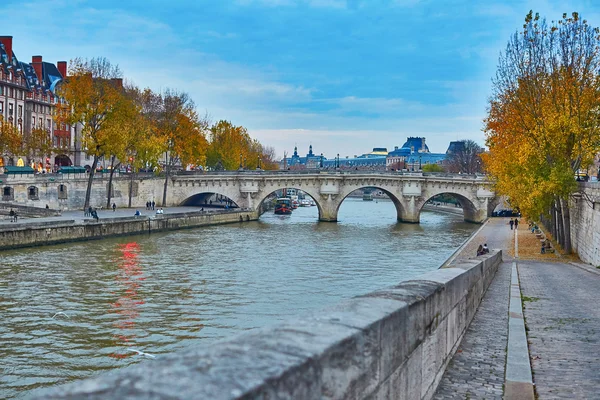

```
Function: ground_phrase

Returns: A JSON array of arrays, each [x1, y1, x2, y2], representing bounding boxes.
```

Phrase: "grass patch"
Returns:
[[522, 296, 540, 303]]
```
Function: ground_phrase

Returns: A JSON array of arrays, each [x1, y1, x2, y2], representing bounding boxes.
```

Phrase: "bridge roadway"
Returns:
[[1, 170, 496, 223]]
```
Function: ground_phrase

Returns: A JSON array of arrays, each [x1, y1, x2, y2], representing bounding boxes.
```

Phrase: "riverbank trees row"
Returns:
[[1, 57, 277, 209], [484, 11, 600, 254]]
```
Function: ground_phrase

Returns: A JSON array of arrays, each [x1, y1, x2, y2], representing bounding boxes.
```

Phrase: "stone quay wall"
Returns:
[[38, 251, 502, 400], [570, 182, 600, 266], [0, 210, 258, 251]]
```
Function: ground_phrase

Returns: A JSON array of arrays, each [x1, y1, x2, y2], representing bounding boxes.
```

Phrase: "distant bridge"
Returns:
[[1, 171, 497, 223]]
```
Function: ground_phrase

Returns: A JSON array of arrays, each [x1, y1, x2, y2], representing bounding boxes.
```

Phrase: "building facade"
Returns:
[[0, 35, 72, 170]]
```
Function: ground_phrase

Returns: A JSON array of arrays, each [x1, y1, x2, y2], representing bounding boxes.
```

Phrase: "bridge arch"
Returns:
[[179, 191, 241, 209], [417, 191, 483, 223], [256, 187, 323, 219], [335, 186, 406, 222]]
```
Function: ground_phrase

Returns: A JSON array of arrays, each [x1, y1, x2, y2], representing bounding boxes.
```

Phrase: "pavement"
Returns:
[[434, 218, 600, 399], [0, 206, 231, 226]]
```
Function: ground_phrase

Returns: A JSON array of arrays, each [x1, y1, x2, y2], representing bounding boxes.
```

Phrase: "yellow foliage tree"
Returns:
[[55, 57, 125, 209], [0, 116, 23, 163], [154, 89, 209, 205], [484, 11, 600, 253]]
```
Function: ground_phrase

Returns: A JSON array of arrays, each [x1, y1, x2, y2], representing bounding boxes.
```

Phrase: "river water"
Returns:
[[0, 199, 477, 398]]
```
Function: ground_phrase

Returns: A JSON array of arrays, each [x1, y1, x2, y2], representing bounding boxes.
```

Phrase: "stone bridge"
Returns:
[[169, 171, 496, 223], [0, 171, 496, 223]]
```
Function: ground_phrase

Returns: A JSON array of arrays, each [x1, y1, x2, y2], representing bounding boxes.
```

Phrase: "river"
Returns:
[[0, 198, 477, 398]]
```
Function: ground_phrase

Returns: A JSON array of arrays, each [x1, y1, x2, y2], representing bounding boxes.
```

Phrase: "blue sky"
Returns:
[[2, 0, 599, 159]]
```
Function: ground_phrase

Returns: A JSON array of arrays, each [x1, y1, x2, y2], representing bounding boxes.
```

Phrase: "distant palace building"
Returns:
[[0, 35, 74, 170], [281, 137, 460, 171]]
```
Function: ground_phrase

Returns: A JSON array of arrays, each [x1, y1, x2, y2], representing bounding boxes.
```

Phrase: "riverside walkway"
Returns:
[[435, 218, 600, 399]]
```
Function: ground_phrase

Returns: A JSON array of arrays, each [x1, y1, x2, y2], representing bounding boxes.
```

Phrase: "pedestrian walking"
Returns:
[[112, 203, 116, 212], [9, 209, 15, 222], [514, 218, 519, 229], [151, 200, 155, 210], [509, 219, 514, 230]]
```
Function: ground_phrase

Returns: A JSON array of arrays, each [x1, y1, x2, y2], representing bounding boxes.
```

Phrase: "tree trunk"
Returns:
[[84, 156, 99, 210], [106, 155, 118, 209], [555, 198, 563, 248], [162, 158, 170, 207], [128, 170, 134, 208], [560, 197, 572, 254]]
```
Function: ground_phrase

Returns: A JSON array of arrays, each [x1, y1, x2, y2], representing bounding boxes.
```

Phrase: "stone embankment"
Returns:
[[37, 249, 502, 399], [570, 182, 600, 266], [0, 209, 258, 251]]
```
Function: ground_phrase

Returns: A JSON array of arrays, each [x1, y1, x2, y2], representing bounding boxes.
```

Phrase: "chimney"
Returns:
[[57, 61, 67, 78], [0, 36, 13, 63], [32, 55, 43, 84], [111, 78, 123, 89], [394, 146, 398, 150]]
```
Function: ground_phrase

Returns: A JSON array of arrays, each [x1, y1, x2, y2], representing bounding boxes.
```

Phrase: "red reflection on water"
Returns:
[[108, 242, 145, 359]]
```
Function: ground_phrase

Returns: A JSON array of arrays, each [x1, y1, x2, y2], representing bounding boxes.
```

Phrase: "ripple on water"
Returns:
[[1, 199, 476, 398]]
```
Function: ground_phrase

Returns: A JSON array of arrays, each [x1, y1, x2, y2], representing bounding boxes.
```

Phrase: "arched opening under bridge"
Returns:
[[418, 192, 481, 223], [180, 192, 240, 209], [257, 188, 321, 219], [336, 187, 406, 222]]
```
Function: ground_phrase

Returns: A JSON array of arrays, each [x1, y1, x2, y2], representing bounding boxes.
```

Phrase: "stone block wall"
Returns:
[[0, 210, 258, 251], [37, 251, 502, 400], [570, 183, 600, 266]]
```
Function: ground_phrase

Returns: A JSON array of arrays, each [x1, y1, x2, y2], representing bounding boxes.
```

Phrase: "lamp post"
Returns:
[[257, 155, 261, 170], [419, 155, 422, 171], [239, 153, 243, 170], [337, 153, 340, 169], [411, 158, 414, 172], [320, 153, 323, 168]]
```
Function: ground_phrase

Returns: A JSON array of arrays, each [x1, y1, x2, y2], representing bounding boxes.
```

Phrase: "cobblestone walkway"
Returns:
[[452, 217, 515, 264], [433, 261, 511, 400], [518, 261, 600, 399]]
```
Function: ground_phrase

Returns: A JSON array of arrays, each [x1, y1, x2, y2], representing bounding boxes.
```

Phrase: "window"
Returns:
[[28, 186, 39, 200], [0, 101, 3, 114], [58, 184, 67, 199], [8, 103, 13, 116], [18, 105, 22, 117], [46, 119, 51, 129], [38, 117, 42, 127], [2, 186, 14, 201]]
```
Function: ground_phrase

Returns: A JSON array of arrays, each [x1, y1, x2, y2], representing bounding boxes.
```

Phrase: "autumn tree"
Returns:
[[24, 127, 53, 167], [55, 57, 125, 210], [484, 11, 600, 253], [0, 116, 23, 163], [445, 140, 483, 174], [206, 120, 275, 170], [155, 89, 208, 206]]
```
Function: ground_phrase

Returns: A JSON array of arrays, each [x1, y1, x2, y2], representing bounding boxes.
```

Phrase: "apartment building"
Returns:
[[0, 35, 72, 169]]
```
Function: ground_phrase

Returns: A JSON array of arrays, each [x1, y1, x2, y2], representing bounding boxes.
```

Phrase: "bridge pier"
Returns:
[[400, 195, 420, 223], [318, 194, 339, 222]]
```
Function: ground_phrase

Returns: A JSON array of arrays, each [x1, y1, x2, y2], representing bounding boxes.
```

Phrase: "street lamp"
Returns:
[[419, 156, 422, 171], [411, 158, 414, 171], [320, 153, 323, 168], [257, 155, 262, 170], [337, 153, 340, 169], [239, 153, 243, 170]]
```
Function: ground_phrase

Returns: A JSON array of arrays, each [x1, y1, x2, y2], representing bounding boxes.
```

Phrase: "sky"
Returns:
[[2, 0, 600, 159]]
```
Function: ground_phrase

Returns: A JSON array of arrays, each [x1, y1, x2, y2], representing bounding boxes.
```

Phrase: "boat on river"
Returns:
[[274, 198, 293, 215]]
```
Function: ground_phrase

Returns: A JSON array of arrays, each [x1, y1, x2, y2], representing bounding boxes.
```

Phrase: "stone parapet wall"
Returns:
[[570, 183, 600, 266], [37, 251, 502, 400], [0, 210, 258, 251]]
